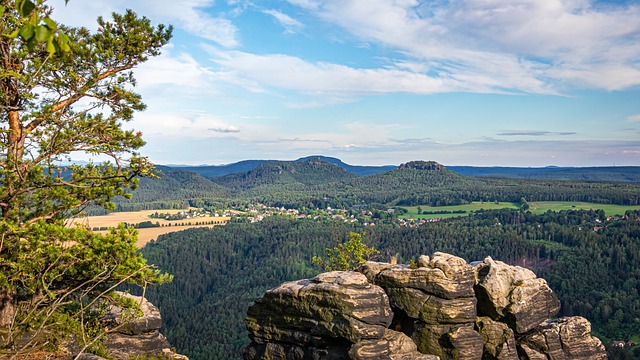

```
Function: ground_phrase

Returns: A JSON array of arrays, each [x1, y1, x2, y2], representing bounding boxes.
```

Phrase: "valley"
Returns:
[[103, 158, 640, 359]]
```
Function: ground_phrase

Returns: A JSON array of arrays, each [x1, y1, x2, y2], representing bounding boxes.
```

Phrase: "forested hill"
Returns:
[[172, 156, 396, 177], [211, 158, 358, 189], [110, 166, 231, 212], [110, 159, 640, 211], [168, 156, 640, 182]]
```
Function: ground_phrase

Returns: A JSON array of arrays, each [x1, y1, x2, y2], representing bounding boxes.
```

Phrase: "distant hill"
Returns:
[[295, 155, 396, 176], [112, 166, 231, 211], [449, 166, 640, 182], [212, 158, 358, 189], [172, 156, 395, 178], [170, 157, 640, 182], [172, 160, 272, 178], [106, 158, 640, 212]]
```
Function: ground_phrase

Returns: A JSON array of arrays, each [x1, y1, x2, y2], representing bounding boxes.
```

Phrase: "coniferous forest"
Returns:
[[136, 208, 640, 360]]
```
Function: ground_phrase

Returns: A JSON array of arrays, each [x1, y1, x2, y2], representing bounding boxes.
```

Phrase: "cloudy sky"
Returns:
[[51, 0, 640, 167]]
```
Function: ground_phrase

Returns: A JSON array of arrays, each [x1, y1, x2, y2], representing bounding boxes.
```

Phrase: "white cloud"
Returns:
[[50, 0, 240, 47], [209, 125, 240, 133], [628, 114, 640, 123], [133, 111, 242, 140], [263, 9, 304, 34], [205, 47, 450, 94], [135, 47, 219, 95], [287, 0, 640, 91]]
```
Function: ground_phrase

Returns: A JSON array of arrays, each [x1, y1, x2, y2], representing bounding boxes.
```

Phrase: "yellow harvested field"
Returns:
[[132, 225, 223, 248], [68, 210, 230, 248]]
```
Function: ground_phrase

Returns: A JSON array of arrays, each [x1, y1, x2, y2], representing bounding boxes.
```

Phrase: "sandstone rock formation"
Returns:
[[97, 292, 188, 360], [244, 252, 606, 360], [0, 291, 186, 359], [474, 257, 561, 334]]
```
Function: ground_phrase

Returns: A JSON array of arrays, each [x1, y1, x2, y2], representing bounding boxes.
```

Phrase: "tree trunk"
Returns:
[[0, 287, 16, 327]]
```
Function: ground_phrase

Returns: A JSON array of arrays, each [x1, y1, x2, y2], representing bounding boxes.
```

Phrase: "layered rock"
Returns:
[[476, 317, 518, 360], [244, 252, 607, 360], [244, 271, 396, 359], [517, 317, 607, 360], [475, 257, 561, 334], [83, 292, 188, 360], [0, 292, 186, 359], [373, 253, 483, 359]]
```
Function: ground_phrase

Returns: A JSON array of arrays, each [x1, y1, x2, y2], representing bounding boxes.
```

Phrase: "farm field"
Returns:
[[400, 201, 640, 219], [67, 209, 230, 248]]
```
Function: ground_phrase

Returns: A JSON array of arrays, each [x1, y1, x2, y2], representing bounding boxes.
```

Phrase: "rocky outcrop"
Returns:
[[474, 257, 561, 334], [374, 253, 483, 359], [0, 291, 186, 359], [244, 252, 606, 360], [398, 161, 445, 171], [517, 317, 606, 360], [80, 292, 188, 360]]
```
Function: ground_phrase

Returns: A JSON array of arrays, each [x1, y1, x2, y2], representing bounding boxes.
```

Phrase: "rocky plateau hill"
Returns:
[[243, 252, 606, 359]]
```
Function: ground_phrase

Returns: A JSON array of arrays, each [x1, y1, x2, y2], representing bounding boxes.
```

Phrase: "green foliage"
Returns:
[[0, 1, 173, 355], [312, 232, 379, 271], [3, 0, 70, 54]]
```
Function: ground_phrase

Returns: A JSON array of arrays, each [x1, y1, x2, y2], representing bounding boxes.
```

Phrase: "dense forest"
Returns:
[[136, 209, 640, 360]]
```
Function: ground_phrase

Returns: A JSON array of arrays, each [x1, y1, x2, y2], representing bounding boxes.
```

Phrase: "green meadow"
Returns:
[[400, 201, 640, 219]]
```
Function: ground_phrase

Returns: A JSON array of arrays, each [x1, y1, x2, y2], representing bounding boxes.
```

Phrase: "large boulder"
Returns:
[[102, 293, 163, 335], [98, 292, 188, 360], [474, 257, 560, 333], [376, 253, 475, 300], [517, 317, 607, 360], [244, 271, 394, 359], [384, 287, 476, 325]]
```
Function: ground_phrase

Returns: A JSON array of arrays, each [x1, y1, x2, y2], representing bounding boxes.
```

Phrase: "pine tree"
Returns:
[[0, 1, 172, 355]]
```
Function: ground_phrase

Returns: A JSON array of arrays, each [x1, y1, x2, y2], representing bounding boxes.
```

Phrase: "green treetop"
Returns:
[[313, 232, 379, 271], [0, 1, 173, 356]]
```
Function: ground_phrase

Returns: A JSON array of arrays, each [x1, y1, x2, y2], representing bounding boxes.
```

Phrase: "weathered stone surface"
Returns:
[[412, 322, 482, 360], [244, 252, 605, 360], [475, 316, 518, 360], [376, 253, 475, 300], [359, 261, 394, 283], [102, 292, 163, 335], [517, 316, 607, 360], [447, 326, 484, 360], [474, 257, 560, 333], [349, 329, 439, 360], [246, 271, 393, 345], [385, 287, 476, 325], [103, 331, 171, 359], [97, 292, 188, 360]]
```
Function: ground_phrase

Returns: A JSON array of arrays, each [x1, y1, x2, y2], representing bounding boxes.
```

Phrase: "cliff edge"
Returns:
[[243, 252, 606, 360]]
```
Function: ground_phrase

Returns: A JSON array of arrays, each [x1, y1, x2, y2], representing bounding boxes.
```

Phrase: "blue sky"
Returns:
[[51, 0, 640, 167]]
